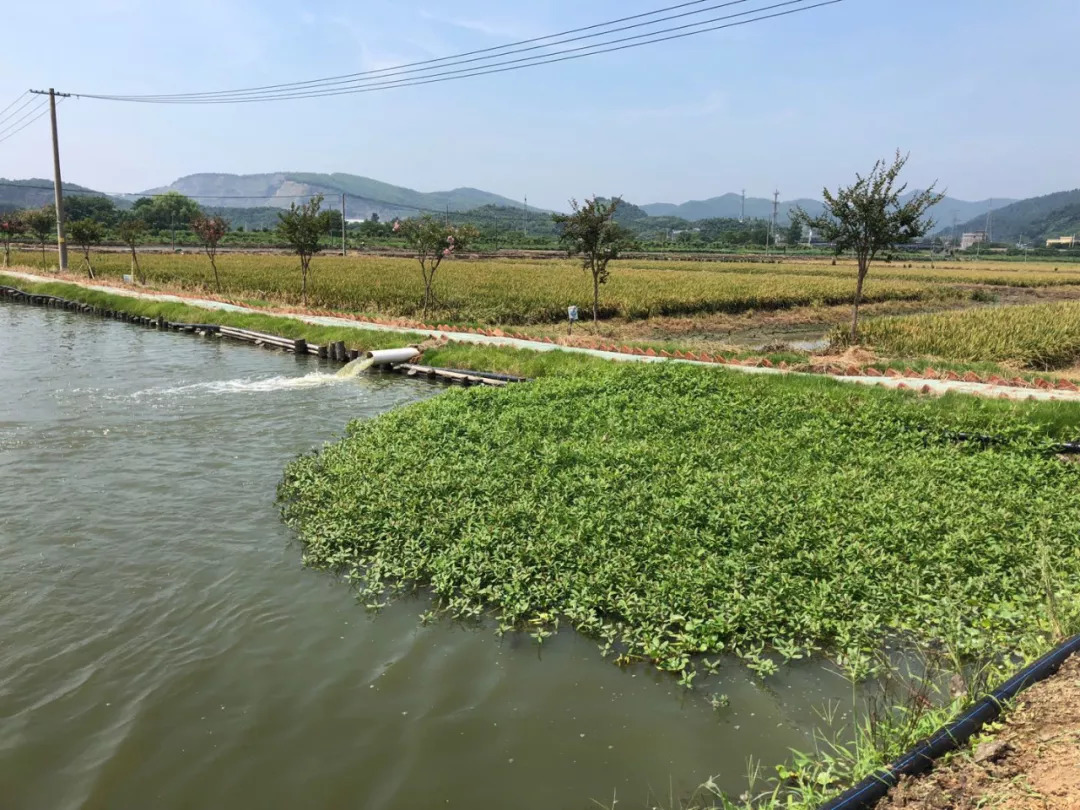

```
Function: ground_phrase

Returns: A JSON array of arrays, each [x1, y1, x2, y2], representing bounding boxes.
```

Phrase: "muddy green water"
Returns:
[[0, 303, 856, 809]]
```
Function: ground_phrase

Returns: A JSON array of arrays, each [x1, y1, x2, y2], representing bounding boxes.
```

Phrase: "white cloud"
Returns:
[[417, 9, 531, 39]]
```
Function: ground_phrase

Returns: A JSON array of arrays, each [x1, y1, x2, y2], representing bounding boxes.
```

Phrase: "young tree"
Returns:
[[116, 215, 147, 282], [785, 218, 803, 248], [552, 197, 635, 324], [0, 213, 26, 267], [68, 218, 104, 279], [793, 151, 943, 341], [191, 214, 229, 292], [276, 194, 325, 306], [24, 207, 56, 269], [397, 215, 478, 318]]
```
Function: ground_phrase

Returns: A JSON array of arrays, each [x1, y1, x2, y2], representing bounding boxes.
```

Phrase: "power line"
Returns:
[[0, 97, 48, 138], [0, 91, 31, 121], [0, 180, 510, 220], [82, 1, 831, 104], [73, 1, 842, 104], [79, 0, 719, 100], [91, 0, 753, 102], [0, 99, 54, 145]]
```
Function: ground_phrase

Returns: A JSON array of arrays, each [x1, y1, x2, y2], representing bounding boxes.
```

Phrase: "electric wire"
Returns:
[[88, 0, 752, 101], [0, 99, 52, 143], [0, 95, 44, 132], [74, 0, 841, 104], [0, 180, 495, 218], [0, 90, 31, 121]]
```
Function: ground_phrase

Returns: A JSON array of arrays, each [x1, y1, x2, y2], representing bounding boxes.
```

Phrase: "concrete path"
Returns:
[[5, 269, 1079, 403]]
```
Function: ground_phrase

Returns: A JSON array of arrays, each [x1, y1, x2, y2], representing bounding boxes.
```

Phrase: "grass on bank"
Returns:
[[0, 273, 426, 353], [6, 271, 1078, 386]]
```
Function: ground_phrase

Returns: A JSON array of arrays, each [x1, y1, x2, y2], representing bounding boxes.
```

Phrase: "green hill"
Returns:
[[139, 172, 530, 221], [942, 189, 1080, 244], [0, 178, 116, 212]]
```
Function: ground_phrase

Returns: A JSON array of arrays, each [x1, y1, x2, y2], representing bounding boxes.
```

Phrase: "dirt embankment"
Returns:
[[878, 653, 1080, 809]]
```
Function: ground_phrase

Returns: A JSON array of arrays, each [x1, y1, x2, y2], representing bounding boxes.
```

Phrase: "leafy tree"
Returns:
[[793, 151, 943, 340], [68, 218, 104, 279], [23, 207, 56, 269], [116, 215, 147, 282], [132, 191, 202, 239], [552, 196, 635, 324], [397, 215, 479, 318], [191, 214, 229, 292], [785, 219, 803, 248], [0, 212, 26, 267], [66, 195, 120, 227], [276, 194, 325, 306], [369, 212, 380, 224]]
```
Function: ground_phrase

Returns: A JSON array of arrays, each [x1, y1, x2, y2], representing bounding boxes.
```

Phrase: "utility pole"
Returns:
[[31, 88, 71, 270], [445, 202, 449, 226], [523, 195, 528, 238], [767, 189, 779, 256], [341, 193, 347, 256], [740, 189, 746, 223], [984, 200, 993, 244]]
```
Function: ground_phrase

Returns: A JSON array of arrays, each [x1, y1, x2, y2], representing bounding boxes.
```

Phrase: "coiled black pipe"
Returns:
[[818, 632, 1080, 810]]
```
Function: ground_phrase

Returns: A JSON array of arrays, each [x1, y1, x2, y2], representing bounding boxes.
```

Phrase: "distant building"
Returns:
[[1046, 236, 1077, 248], [960, 231, 988, 250]]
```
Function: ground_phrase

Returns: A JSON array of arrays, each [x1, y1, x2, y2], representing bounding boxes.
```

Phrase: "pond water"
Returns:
[[0, 302, 856, 809]]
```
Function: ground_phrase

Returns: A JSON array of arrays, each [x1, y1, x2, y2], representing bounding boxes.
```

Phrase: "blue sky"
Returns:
[[1, 0, 1077, 211]]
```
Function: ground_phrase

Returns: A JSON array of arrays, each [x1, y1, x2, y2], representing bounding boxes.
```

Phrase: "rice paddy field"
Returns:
[[12, 250, 1080, 373], [856, 301, 1080, 370], [628, 258, 1080, 288], [12, 250, 958, 324]]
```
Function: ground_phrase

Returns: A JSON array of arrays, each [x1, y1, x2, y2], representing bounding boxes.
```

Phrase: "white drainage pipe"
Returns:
[[364, 347, 421, 366]]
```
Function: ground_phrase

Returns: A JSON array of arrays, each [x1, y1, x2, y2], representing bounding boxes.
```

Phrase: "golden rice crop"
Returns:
[[17, 250, 950, 325], [856, 301, 1080, 369], [626, 258, 1080, 288]]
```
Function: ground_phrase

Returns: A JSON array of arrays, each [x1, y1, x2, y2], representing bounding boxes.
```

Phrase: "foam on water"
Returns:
[[145, 372, 344, 397], [336, 356, 375, 378]]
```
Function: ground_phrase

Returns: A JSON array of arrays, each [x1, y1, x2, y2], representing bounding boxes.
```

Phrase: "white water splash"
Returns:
[[142, 372, 345, 397], [336, 357, 375, 378]]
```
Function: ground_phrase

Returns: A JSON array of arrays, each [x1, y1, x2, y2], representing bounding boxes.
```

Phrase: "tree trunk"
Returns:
[[210, 256, 221, 292], [850, 264, 867, 342], [40, 242, 46, 269], [3, 244, 8, 266], [592, 268, 600, 325], [301, 258, 308, 306]]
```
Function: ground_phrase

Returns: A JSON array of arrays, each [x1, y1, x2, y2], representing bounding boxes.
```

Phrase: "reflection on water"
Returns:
[[0, 303, 856, 810]]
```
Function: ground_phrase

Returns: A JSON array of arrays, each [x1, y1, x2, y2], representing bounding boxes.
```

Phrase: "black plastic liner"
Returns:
[[818, 632, 1080, 810]]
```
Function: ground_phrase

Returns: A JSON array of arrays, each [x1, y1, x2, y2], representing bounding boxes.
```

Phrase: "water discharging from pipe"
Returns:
[[336, 356, 377, 379]]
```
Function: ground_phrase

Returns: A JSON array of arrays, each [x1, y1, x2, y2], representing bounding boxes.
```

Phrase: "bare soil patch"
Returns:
[[877, 653, 1080, 810]]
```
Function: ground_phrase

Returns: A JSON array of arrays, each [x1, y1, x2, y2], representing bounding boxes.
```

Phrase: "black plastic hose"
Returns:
[[817, 632, 1080, 810]]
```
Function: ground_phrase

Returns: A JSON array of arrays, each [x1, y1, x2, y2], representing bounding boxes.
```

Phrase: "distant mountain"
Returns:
[[139, 172, 528, 221], [939, 189, 1080, 244], [641, 194, 819, 223], [642, 192, 1014, 227], [0, 178, 116, 212]]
